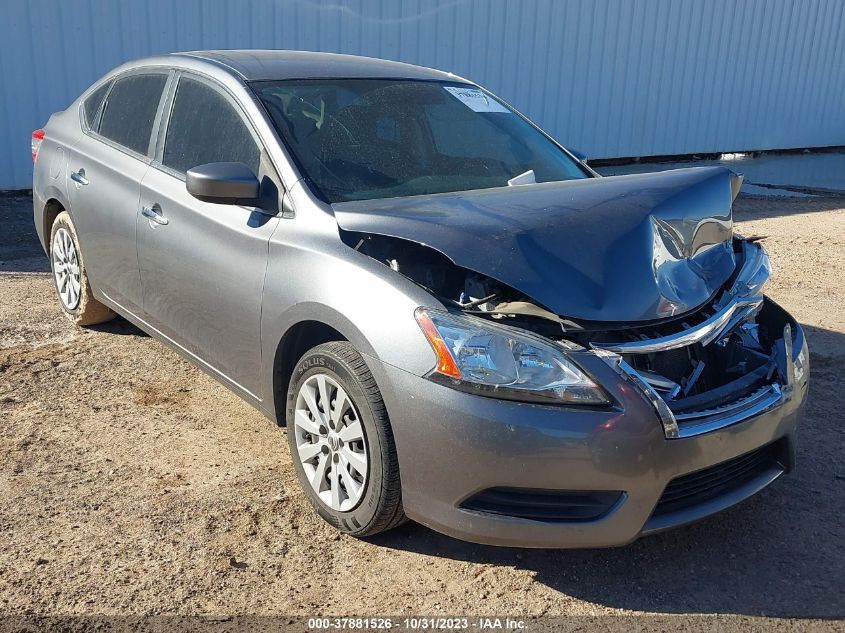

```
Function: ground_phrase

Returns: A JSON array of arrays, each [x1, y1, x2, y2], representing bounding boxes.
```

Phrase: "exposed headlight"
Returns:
[[732, 240, 771, 297], [794, 347, 807, 383], [415, 308, 609, 405]]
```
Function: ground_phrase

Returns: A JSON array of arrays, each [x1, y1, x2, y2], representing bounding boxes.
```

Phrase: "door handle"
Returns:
[[142, 205, 169, 226], [70, 169, 88, 186]]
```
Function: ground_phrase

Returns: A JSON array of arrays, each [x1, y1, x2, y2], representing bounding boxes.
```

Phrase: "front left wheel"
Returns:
[[285, 341, 406, 537]]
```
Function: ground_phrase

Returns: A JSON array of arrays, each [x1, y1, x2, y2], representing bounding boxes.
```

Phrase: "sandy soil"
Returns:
[[1, 192, 843, 624]]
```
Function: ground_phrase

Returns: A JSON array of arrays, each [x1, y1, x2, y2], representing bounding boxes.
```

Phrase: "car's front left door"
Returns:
[[137, 73, 281, 399]]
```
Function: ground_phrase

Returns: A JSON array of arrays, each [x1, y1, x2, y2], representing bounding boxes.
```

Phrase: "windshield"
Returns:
[[251, 79, 589, 203]]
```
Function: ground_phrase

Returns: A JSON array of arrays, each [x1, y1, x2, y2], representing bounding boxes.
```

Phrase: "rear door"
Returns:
[[137, 72, 281, 398], [67, 71, 170, 311]]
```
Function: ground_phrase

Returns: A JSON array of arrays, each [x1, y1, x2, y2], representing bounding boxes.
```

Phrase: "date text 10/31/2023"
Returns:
[[307, 617, 527, 630]]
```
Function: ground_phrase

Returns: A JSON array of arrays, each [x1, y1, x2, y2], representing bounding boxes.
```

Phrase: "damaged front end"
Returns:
[[589, 239, 808, 438], [336, 168, 807, 438], [344, 227, 807, 438]]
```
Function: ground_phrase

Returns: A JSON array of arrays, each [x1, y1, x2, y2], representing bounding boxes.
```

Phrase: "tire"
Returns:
[[285, 341, 406, 536], [49, 211, 115, 326]]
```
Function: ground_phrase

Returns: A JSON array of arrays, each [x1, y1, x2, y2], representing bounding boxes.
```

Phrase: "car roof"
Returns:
[[172, 50, 463, 83]]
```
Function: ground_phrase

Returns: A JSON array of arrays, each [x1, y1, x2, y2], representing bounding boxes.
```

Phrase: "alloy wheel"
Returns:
[[293, 373, 369, 511], [52, 227, 81, 310]]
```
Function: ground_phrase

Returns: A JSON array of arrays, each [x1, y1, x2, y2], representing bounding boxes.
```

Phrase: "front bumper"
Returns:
[[365, 324, 809, 549]]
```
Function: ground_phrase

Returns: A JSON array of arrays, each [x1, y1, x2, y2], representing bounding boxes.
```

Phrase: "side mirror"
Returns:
[[568, 147, 588, 163], [186, 162, 260, 205]]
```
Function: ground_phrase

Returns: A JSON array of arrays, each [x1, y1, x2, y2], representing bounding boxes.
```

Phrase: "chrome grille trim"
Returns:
[[591, 296, 763, 354], [674, 383, 784, 438], [598, 350, 787, 440], [674, 384, 778, 421]]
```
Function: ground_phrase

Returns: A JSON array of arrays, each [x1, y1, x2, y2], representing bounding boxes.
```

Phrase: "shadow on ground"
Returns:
[[371, 323, 845, 618], [1, 194, 50, 273], [1, 194, 148, 337], [89, 316, 149, 337]]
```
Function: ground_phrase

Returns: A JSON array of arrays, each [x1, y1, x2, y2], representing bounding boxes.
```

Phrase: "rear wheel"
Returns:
[[286, 341, 406, 536], [49, 211, 115, 326]]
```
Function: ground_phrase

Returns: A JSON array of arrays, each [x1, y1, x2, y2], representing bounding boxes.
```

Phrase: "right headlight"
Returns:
[[414, 308, 609, 406], [732, 240, 771, 297]]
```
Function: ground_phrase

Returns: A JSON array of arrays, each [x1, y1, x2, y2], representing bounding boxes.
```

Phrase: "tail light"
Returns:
[[32, 129, 45, 162]]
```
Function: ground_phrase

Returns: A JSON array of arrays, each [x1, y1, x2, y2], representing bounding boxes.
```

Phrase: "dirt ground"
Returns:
[[1, 191, 843, 625]]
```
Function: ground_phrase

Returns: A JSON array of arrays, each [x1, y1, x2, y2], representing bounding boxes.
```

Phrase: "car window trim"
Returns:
[[79, 79, 115, 134], [150, 70, 181, 177], [83, 67, 174, 165]]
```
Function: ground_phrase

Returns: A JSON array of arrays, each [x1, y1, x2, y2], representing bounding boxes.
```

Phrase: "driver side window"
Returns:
[[162, 76, 261, 176]]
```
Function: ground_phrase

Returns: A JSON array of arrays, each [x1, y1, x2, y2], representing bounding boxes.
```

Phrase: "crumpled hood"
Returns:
[[333, 167, 738, 322]]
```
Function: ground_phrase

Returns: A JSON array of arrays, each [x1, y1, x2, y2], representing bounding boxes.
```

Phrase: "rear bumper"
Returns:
[[32, 188, 48, 254], [365, 326, 808, 549]]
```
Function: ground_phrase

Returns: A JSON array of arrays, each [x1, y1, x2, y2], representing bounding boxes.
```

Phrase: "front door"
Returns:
[[136, 74, 280, 398]]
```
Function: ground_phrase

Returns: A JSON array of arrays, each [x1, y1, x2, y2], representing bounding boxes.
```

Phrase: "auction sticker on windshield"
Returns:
[[443, 86, 511, 113]]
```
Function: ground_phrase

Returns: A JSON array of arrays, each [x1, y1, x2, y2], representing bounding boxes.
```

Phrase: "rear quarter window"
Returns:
[[98, 73, 167, 156], [83, 81, 111, 130]]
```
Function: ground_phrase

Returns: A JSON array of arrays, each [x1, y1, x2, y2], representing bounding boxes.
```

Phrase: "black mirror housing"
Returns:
[[186, 162, 260, 205]]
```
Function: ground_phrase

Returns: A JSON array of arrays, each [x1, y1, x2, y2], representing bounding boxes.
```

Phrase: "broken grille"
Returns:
[[596, 298, 800, 439]]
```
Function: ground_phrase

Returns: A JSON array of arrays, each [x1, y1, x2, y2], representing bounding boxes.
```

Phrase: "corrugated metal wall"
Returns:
[[2, 0, 843, 190]]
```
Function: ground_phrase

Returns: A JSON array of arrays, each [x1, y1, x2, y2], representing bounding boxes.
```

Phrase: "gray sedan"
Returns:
[[32, 50, 808, 547]]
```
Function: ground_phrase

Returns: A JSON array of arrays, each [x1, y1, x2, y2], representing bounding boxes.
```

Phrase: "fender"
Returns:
[[259, 301, 379, 418], [33, 184, 72, 255]]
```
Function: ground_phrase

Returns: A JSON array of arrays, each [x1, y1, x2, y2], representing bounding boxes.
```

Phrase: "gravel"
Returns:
[[1, 192, 843, 626]]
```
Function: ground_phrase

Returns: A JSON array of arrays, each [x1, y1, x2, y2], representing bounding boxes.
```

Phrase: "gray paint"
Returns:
[[366, 351, 806, 547], [32, 52, 809, 547], [334, 167, 737, 322], [6, 0, 845, 190]]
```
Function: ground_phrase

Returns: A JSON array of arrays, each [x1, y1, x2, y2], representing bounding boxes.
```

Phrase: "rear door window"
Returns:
[[98, 73, 167, 156], [162, 76, 260, 176]]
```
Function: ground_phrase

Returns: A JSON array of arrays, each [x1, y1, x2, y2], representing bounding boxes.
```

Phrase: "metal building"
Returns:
[[1, 0, 843, 190]]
